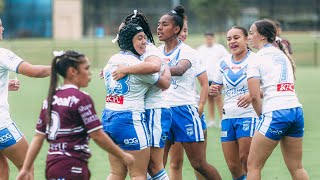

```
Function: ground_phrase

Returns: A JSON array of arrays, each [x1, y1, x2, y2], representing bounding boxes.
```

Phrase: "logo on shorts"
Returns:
[[186, 127, 194, 136], [243, 120, 251, 131], [221, 131, 227, 137], [0, 133, 13, 143], [161, 135, 168, 141], [124, 138, 139, 145], [268, 127, 283, 137]]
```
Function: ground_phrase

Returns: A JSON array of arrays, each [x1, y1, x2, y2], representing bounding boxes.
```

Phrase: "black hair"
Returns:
[[123, 11, 154, 45], [254, 20, 296, 79], [205, 32, 215, 36], [166, 5, 185, 36], [254, 20, 276, 43], [46, 50, 86, 126], [118, 23, 144, 56], [275, 39, 296, 79], [230, 26, 251, 51]]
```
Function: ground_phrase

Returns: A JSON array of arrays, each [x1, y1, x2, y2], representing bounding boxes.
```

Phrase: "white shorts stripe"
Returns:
[[259, 112, 272, 136], [7, 123, 22, 142], [133, 117, 148, 149], [152, 109, 162, 147], [188, 105, 204, 141], [250, 117, 254, 137]]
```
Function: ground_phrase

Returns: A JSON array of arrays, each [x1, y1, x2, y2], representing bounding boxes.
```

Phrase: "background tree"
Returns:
[[189, 0, 240, 32]]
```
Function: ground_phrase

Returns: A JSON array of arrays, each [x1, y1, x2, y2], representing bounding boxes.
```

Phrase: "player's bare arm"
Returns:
[[112, 56, 161, 80], [170, 59, 191, 76], [155, 64, 171, 90], [247, 78, 262, 116], [18, 62, 51, 78]]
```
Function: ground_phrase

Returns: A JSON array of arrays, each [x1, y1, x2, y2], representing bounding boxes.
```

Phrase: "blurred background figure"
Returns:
[[272, 20, 293, 54], [197, 32, 229, 128]]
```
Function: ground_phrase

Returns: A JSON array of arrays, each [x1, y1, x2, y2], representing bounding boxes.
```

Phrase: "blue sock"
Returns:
[[233, 174, 247, 180], [151, 169, 169, 180]]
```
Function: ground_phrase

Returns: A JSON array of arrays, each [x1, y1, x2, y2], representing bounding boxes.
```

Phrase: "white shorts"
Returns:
[[0, 122, 23, 150]]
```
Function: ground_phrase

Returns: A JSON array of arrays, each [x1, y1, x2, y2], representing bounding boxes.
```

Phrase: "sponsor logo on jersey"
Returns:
[[0, 132, 13, 143], [164, 58, 171, 63], [231, 66, 241, 70], [50, 142, 68, 151], [277, 83, 294, 92], [106, 95, 124, 104], [225, 86, 248, 97], [124, 138, 139, 145], [52, 95, 80, 107]]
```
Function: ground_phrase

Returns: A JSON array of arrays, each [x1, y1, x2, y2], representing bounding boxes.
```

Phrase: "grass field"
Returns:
[[4, 33, 320, 179]]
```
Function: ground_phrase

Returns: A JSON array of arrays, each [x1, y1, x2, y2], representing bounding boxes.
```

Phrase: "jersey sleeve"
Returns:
[[78, 94, 102, 134], [212, 60, 223, 85], [35, 100, 48, 135], [140, 43, 163, 61], [247, 57, 261, 80], [0, 48, 24, 73], [195, 52, 207, 77], [135, 72, 160, 85], [179, 49, 194, 65]]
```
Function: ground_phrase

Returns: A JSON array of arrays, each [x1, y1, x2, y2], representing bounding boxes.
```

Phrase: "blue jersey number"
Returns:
[[104, 70, 129, 95], [273, 55, 288, 83]]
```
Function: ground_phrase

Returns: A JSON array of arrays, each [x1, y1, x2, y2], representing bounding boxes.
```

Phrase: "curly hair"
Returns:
[[118, 23, 144, 56]]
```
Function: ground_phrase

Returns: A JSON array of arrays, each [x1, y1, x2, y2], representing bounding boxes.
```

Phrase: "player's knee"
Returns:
[[170, 158, 183, 171], [239, 153, 249, 167], [287, 162, 303, 174], [189, 158, 206, 172], [110, 168, 127, 178], [228, 161, 242, 174]]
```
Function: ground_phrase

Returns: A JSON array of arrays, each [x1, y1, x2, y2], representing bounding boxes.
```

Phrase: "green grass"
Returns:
[[3, 34, 320, 179], [7, 67, 320, 180]]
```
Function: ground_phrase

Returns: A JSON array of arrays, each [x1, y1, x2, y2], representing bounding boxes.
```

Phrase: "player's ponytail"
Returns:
[[46, 51, 86, 126], [276, 39, 296, 80], [46, 56, 59, 126], [124, 10, 155, 44]]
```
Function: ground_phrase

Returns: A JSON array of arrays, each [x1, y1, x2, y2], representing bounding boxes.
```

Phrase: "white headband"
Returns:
[[111, 34, 119, 43], [53, 50, 65, 57], [171, 10, 177, 14]]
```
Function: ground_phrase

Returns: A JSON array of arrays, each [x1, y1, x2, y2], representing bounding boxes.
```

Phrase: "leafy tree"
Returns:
[[0, 0, 4, 13], [190, 0, 240, 31]]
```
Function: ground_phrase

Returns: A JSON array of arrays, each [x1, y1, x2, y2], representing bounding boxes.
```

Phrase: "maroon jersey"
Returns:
[[36, 85, 102, 163]]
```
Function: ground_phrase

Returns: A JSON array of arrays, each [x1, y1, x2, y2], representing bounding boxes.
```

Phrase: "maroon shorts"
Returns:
[[46, 156, 90, 180]]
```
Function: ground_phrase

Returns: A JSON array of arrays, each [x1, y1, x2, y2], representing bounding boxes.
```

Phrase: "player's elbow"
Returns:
[[89, 129, 103, 142], [156, 78, 171, 90], [149, 63, 161, 73]]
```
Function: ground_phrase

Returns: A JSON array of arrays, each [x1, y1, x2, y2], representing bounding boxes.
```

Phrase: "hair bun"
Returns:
[[173, 5, 185, 16]]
